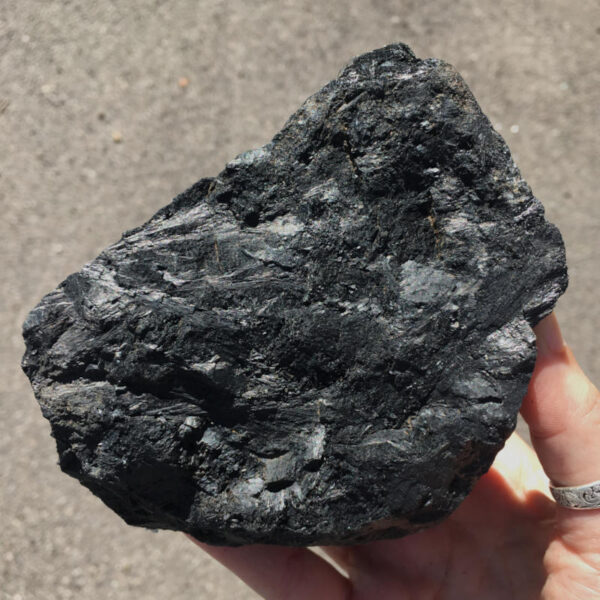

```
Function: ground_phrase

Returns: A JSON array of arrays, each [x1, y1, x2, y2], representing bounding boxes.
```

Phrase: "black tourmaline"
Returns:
[[22, 43, 567, 545]]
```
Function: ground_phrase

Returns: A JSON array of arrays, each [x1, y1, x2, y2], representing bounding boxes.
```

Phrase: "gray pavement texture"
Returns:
[[1, 1, 598, 598]]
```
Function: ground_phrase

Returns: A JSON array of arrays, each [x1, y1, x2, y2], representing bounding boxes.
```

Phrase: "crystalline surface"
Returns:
[[22, 43, 567, 545]]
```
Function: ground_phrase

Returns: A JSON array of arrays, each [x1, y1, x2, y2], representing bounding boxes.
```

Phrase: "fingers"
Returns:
[[520, 313, 600, 488], [186, 536, 352, 600]]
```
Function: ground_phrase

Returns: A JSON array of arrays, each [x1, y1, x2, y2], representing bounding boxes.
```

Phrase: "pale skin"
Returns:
[[189, 314, 600, 599]]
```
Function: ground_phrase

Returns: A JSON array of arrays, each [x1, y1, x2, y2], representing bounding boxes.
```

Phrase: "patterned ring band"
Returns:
[[550, 480, 600, 510]]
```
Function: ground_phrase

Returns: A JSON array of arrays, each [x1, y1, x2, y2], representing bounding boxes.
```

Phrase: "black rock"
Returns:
[[22, 43, 567, 546]]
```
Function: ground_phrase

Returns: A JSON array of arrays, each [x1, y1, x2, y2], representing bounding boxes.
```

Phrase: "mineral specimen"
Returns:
[[22, 43, 567, 546]]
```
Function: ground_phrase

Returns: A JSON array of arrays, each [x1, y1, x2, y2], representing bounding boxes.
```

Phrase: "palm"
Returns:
[[323, 434, 556, 599]]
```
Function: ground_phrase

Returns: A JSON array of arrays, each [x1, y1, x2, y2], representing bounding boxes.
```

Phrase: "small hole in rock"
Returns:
[[266, 479, 294, 492], [244, 211, 260, 227]]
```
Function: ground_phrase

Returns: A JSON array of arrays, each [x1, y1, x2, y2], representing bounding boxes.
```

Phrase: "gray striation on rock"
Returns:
[[22, 43, 567, 546]]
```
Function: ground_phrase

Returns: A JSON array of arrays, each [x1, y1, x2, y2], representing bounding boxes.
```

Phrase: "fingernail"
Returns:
[[535, 313, 565, 357]]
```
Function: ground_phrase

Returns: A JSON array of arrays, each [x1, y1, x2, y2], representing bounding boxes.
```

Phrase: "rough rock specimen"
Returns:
[[22, 43, 567, 546]]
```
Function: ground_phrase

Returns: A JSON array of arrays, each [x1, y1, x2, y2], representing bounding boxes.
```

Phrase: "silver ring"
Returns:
[[550, 480, 600, 510]]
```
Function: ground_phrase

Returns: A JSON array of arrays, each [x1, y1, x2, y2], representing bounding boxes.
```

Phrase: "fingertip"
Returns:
[[534, 313, 566, 359], [520, 314, 600, 489], [520, 313, 569, 426]]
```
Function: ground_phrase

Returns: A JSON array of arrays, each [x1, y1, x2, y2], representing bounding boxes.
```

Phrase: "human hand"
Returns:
[[189, 314, 600, 599]]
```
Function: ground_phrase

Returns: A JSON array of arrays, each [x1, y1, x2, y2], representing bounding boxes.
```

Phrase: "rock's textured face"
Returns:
[[22, 43, 567, 546]]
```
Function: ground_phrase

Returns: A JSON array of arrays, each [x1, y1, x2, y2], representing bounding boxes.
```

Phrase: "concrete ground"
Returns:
[[1, 1, 598, 598]]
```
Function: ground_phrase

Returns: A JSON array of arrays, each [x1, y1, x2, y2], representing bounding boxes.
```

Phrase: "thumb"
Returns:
[[521, 316, 600, 588], [521, 313, 600, 489]]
